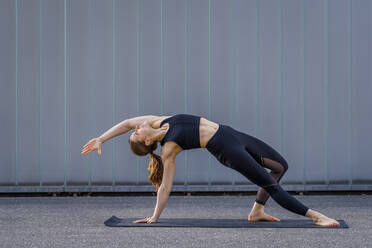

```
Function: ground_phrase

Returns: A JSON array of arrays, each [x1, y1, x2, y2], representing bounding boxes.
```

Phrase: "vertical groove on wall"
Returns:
[[280, 0, 283, 155], [302, 0, 306, 188], [348, 0, 352, 186], [184, 0, 188, 186], [255, 0, 259, 137], [64, 0, 67, 187], [208, 0, 211, 186], [39, 0, 43, 186], [324, 0, 329, 185], [161, 0, 163, 114], [231, 0, 237, 185], [112, 0, 116, 186], [136, 0, 140, 185], [88, 0, 92, 187], [15, 0, 18, 186]]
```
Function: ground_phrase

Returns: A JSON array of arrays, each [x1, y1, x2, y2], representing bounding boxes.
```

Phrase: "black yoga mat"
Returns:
[[104, 216, 348, 228]]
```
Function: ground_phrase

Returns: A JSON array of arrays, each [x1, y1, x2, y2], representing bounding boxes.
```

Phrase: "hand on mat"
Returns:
[[81, 137, 102, 156], [133, 216, 158, 224]]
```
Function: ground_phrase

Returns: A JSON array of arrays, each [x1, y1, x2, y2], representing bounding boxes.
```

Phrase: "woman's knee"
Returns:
[[281, 159, 288, 173], [262, 157, 288, 174], [274, 156, 289, 174]]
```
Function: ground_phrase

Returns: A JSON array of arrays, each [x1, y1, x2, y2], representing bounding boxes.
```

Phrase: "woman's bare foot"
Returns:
[[248, 202, 280, 222], [305, 209, 340, 227], [314, 215, 340, 227], [248, 211, 280, 222]]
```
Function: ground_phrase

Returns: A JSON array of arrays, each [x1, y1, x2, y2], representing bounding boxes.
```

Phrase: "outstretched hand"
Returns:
[[133, 216, 158, 224], [81, 137, 102, 156]]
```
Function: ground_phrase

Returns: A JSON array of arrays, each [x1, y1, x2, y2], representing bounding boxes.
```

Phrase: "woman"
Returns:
[[81, 114, 340, 227]]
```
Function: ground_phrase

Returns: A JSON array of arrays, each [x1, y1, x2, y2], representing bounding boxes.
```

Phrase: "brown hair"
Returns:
[[128, 138, 163, 192]]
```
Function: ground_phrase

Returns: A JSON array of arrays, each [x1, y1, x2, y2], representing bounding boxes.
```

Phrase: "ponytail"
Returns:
[[148, 152, 164, 192], [128, 138, 164, 192]]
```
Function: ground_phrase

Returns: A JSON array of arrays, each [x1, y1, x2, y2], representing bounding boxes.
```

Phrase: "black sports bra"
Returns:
[[159, 114, 201, 150]]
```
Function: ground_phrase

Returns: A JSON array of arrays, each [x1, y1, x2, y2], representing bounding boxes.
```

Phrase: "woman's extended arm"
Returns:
[[81, 119, 131, 156], [98, 120, 132, 144], [82, 115, 160, 156], [98, 115, 157, 144]]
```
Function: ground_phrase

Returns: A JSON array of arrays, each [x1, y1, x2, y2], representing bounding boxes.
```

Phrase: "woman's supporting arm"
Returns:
[[152, 184, 172, 220], [152, 157, 176, 219]]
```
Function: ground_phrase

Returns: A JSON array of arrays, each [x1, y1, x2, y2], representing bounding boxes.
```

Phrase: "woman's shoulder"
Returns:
[[152, 115, 173, 129]]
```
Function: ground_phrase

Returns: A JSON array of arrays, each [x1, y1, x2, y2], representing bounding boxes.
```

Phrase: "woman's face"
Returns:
[[130, 121, 152, 144]]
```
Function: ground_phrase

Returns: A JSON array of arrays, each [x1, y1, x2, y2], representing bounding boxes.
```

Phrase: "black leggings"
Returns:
[[206, 124, 309, 216]]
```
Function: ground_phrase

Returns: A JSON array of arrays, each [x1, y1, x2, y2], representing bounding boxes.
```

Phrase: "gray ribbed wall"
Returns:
[[1, 0, 371, 192]]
